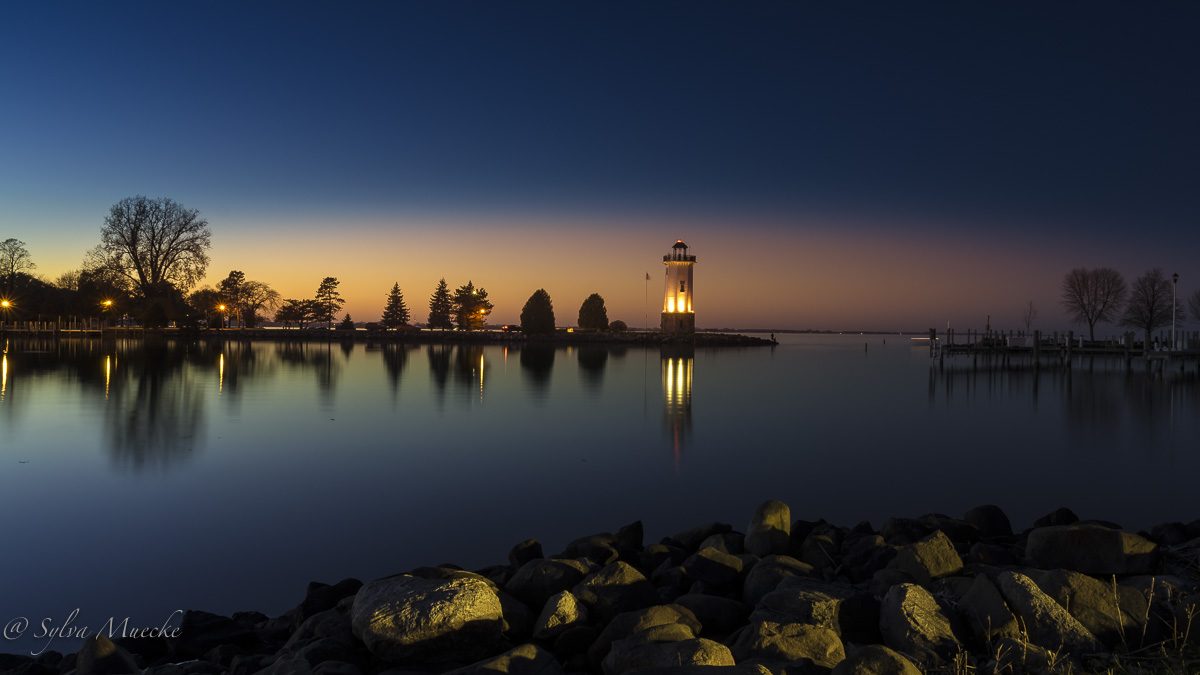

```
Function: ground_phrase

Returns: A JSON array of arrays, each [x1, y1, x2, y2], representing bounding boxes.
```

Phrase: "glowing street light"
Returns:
[[218, 305, 227, 329]]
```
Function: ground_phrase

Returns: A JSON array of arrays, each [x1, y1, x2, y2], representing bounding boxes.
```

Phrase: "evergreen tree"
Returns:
[[381, 282, 410, 328], [314, 277, 344, 329], [338, 313, 355, 330], [452, 280, 493, 331], [521, 289, 556, 334], [577, 292, 609, 331], [427, 278, 453, 330]]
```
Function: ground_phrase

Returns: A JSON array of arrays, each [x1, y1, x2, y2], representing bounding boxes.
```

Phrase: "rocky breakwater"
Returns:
[[26, 502, 1200, 675]]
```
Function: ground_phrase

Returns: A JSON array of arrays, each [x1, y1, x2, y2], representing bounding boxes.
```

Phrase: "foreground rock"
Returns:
[[1025, 524, 1159, 575], [59, 501, 1200, 675], [350, 574, 504, 663], [996, 571, 1103, 658]]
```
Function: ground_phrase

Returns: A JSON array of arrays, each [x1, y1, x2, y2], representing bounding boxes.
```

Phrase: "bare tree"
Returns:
[[1021, 300, 1038, 333], [91, 196, 211, 298], [241, 280, 281, 327], [54, 269, 81, 291], [1120, 268, 1182, 349], [1060, 267, 1126, 341], [1189, 289, 1200, 324], [0, 238, 36, 292]]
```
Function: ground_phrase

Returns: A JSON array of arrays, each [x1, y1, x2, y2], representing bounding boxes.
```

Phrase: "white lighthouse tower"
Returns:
[[661, 239, 696, 334]]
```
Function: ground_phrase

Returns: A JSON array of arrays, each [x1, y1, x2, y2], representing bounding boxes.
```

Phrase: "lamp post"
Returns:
[[219, 305, 227, 329], [1172, 273, 1179, 351]]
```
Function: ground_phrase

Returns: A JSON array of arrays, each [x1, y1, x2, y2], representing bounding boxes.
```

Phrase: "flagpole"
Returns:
[[644, 271, 649, 331]]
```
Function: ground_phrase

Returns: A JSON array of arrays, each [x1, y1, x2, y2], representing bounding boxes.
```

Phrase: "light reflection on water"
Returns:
[[0, 333, 1197, 655]]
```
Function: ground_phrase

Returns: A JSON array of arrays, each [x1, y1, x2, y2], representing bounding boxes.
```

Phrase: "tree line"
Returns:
[[1058, 267, 1189, 347], [1, 196, 630, 334]]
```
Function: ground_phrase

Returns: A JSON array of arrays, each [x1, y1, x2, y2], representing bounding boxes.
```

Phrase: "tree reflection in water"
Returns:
[[519, 345, 555, 398], [577, 346, 608, 393], [103, 341, 206, 471]]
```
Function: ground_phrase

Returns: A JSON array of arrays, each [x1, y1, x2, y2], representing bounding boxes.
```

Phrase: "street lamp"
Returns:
[[1172, 273, 1179, 351], [219, 305, 226, 329]]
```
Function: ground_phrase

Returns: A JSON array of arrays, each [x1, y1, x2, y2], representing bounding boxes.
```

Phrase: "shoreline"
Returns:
[[19, 502, 1200, 675], [0, 328, 777, 347]]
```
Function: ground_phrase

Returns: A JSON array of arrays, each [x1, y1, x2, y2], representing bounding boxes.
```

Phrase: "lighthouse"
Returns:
[[661, 239, 696, 334]]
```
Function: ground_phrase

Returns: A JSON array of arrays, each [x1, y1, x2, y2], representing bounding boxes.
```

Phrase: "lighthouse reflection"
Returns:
[[661, 346, 693, 467]]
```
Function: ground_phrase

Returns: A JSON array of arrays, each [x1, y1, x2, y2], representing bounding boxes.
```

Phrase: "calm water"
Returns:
[[1, 333, 1197, 655]]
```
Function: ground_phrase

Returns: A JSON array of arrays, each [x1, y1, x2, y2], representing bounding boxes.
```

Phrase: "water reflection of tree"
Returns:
[[275, 341, 341, 401], [104, 342, 205, 471], [519, 345, 555, 398], [427, 344, 452, 404], [577, 347, 608, 393], [454, 345, 486, 403], [214, 340, 276, 397], [380, 344, 411, 397], [0, 338, 210, 471]]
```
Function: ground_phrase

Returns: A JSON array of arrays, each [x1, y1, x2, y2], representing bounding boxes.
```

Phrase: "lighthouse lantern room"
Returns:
[[661, 239, 696, 334]]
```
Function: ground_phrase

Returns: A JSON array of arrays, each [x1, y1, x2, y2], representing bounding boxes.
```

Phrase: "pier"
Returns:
[[926, 327, 1200, 372]]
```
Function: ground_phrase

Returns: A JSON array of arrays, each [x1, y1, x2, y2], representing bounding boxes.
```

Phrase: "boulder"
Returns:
[[699, 532, 746, 555], [504, 559, 590, 609], [916, 514, 979, 546], [995, 571, 1103, 657], [879, 518, 935, 546], [672, 593, 750, 636], [746, 500, 792, 557], [278, 609, 356, 658], [682, 547, 744, 585], [798, 533, 838, 571], [730, 621, 845, 668], [830, 644, 922, 675], [587, 604, 702, 666], [170, 610, 261, 659], [751, 576, 880, 644], [294, 579, 364, 628], [1027, 568, 1147, 648], [509, 539, 544, 568], [350, 574, 504, 663], [955, 574, 1020, 644], [314, 663, 362, 675], [671, 522, 734, 552], [641, 544, 687, 573], [532, 590, 588, 640], [254, 655, 315, 674], [1025, 525, 1159, 576], [75, 634, 142, 675], [601, 636, 734, 675], [963, 505, 1013, 539], [572, 561, 658, 622], [886, 531, 962, 585], [743, 555, 814, 606], [625, 668, 771, 675], [617, 521, 644, 550], [552, 625, 598, 659], [1034, 507, 1079, 527], [841, 534, 896, 582], [496, 590, 535, 641], [563, 534, 620, 565], [444, 643, 564, 675], [878, 583, 961, 664]]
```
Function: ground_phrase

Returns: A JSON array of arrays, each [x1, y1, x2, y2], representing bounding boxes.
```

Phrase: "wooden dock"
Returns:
[[926, 327, 1200, 371]]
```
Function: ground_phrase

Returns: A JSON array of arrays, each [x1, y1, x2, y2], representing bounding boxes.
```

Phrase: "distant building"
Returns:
[[661, 239, 696, 334]]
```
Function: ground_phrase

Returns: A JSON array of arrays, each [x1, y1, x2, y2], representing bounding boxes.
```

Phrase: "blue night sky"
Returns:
[[2, 1, 1198, 331]]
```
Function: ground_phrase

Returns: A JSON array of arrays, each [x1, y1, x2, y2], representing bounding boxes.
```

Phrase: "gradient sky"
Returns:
[[2, 1, 1198, 331]]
